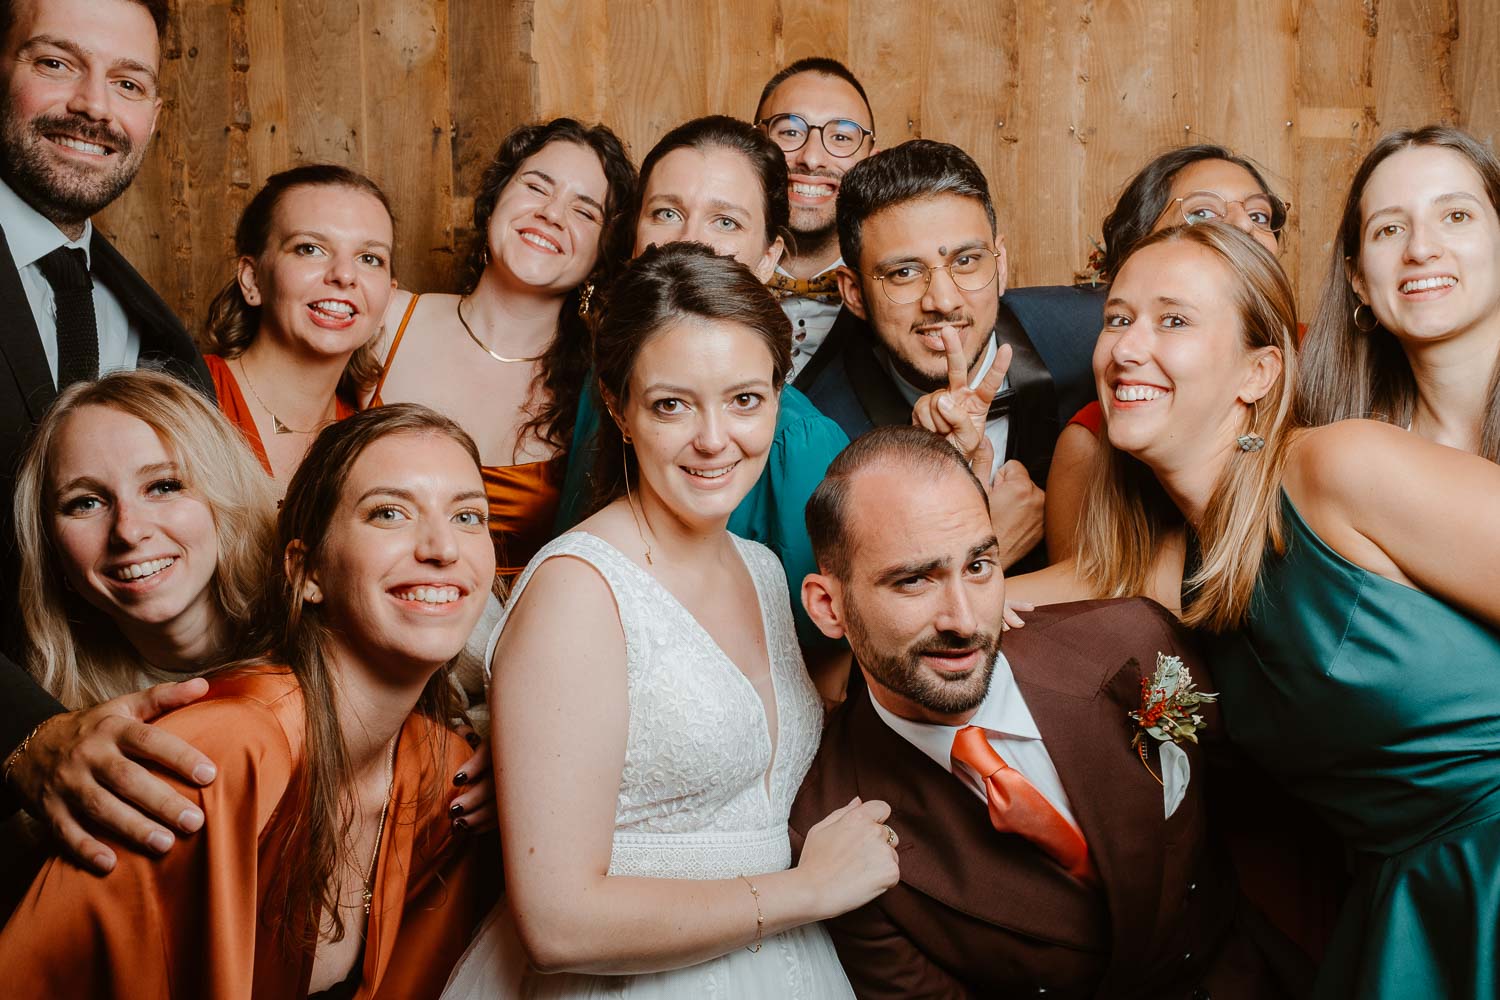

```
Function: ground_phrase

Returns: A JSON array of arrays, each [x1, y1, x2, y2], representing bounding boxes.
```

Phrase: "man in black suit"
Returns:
[[0, 0, 218, 875], [795, 140, 1102, 570]]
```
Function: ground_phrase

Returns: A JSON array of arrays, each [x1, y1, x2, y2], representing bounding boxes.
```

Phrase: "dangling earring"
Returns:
[[480, 246, 492, 267], [622, 445, 654, 566], [1237, 398, 1265, 452], [1353, 302, 1379, 332], [577, 281, 595, 318]]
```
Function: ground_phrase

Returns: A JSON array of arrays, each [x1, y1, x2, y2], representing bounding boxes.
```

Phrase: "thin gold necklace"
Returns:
[[456, 296, 545, 364], [349, 737, 397, 917], [235, 357, 333, 435]]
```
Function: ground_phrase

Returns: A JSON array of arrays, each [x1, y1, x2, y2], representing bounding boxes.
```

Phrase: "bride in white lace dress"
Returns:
[[441, 244, 899, 998]]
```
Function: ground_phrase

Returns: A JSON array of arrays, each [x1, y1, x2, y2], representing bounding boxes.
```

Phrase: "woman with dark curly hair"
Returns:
[[369, 119, 636, 578]]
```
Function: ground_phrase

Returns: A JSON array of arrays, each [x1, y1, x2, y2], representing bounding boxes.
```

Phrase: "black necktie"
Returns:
[[37, 246, 98, 389]]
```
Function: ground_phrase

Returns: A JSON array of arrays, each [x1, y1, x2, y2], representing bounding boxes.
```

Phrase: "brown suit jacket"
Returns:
[[791, 598, 1289, 999]]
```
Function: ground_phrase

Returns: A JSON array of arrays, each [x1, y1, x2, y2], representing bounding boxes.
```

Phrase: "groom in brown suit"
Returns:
[[790, 426, 1294, 999]]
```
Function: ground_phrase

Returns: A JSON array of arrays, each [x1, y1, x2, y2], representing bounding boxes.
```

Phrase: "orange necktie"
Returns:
[[950, 725, 1098, 884]]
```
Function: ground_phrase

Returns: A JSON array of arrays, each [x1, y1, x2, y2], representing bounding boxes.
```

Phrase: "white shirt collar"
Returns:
[[0, 175, 93, 269], [774, 256, 843, 281], [883, 332, 998, 409], [867, 649, 1041, 776]]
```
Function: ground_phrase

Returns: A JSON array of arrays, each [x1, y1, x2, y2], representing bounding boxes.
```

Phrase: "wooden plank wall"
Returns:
[[100, 0, 1500, 334]]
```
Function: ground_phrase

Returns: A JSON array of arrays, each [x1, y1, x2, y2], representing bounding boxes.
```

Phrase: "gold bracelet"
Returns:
[[3, 715, 58, 789], [738, 874, 764, 953]]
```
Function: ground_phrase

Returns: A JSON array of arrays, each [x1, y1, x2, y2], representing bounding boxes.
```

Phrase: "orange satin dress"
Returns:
[[370, 294, 563, 576], [205, 354, 357, 477], [0, 666, 490, 999]]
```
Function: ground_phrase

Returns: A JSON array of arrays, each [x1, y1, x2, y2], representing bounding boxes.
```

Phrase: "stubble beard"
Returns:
[[0, 107, 146, 228]]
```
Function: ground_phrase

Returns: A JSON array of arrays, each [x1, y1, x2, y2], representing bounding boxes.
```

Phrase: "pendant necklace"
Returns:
[[235, 357, 333, 435]]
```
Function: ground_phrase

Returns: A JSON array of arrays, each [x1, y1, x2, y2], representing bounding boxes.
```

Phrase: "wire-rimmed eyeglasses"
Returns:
[[863, 248, 1003, 305]]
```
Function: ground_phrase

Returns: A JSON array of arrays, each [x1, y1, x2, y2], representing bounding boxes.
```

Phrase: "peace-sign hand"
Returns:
[[910, 325, 1011, 467]]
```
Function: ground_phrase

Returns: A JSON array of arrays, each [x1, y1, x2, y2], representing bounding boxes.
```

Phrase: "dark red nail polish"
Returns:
[[453, 771, 468, 786], [449, 802, 465, 817]]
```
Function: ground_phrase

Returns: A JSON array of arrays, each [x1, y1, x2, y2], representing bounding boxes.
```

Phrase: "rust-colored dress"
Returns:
[[205, 354, 357, 477], [370, 294, 563, 576], [0, 666, 489, 999]]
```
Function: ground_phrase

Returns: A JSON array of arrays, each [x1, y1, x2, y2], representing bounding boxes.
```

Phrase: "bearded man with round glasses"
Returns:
[[754, 57, 877, 380], [799, 139, 1101, 571]]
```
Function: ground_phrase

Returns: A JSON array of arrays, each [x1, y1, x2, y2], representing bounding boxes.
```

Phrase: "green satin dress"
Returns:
[[1202, 493, 1500, 998]]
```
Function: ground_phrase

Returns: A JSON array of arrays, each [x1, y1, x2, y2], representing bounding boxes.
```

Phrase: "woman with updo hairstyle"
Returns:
[[1299, 124, 1500, 462], [1044, 144, 1289, 561], [369, 118, 635, 578], [1, 404, 497, 997], [554, 115, 849, 668], [202, 164, 397, 485], [440, 244, 895, 999], [1009, 221, 1500, 997]]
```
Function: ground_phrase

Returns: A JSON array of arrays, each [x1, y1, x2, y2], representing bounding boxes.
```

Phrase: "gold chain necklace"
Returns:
[[235, 357, 333, 435], [349, 737, 397, 917], [456, 296, 546, 365]]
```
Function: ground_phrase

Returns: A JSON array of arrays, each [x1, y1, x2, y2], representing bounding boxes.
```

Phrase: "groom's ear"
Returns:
[[802, 572, 847, 641]]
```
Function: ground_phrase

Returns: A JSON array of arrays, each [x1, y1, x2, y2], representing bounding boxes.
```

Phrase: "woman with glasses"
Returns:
[[1044, 144, 1290, 561], [1299, 125, 1500, 463], [553, 116, 851, 692]]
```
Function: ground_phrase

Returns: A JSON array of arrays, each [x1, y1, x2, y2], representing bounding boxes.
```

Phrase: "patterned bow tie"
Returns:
[[768, 269, 842, 305]]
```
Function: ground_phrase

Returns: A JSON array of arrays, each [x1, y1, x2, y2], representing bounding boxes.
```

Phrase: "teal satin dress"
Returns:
[[1202, 494, 1500, 998]]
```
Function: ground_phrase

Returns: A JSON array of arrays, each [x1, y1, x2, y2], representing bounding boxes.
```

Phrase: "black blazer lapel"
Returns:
[[1010, 646, 1170, 979], [89, 231, 212, 398], [792, 303, 859, 391], [842, 334, 914, 428], [846, 690, 1107, 949], [0, 223, 57, 420], [993, 299, 1059, 486]]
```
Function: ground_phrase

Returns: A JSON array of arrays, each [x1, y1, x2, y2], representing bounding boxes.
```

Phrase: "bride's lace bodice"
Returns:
[[490, 531, 824, 880]]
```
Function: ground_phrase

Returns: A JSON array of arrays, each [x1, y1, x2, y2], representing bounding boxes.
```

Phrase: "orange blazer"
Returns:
[[0, 666, 489, 999]]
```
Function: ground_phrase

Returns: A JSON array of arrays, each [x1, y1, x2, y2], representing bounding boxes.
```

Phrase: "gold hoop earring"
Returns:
[[1353, 302, 1379, 332], [622, 448, 654, 565]]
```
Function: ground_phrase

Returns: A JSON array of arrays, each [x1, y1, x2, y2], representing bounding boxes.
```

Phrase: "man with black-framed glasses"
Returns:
[[754, 57, 876, 380], [800, 139, 1100, 571]]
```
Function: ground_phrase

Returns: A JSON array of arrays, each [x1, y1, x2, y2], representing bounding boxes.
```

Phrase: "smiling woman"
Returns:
[[199, 164, 397, 486], [1300, 125, 1500, 462], [0, 404, 497, 997]]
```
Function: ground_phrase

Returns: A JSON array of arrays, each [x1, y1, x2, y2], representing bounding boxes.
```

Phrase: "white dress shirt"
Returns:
[[868, 649, 1078, 828], [774, 259, 843, 381], [883, 332, 1010, 480], [0, 177, 139, 385]]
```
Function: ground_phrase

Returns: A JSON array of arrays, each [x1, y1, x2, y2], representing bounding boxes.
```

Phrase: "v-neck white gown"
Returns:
[[441, 532, 853, 999]]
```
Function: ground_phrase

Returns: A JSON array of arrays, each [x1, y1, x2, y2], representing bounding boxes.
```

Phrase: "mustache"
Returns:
[[910, 311, 969, 334], [912, 628, 1000, 657], [31, 113, 131, 155]]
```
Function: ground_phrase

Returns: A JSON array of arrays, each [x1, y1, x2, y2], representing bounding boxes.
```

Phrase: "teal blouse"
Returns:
[[555, 382, 850, 648]]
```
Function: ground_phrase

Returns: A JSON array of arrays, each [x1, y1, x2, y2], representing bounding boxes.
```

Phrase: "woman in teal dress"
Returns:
[[555, 116, 849, 657], [1003, 219, 1500, 998]]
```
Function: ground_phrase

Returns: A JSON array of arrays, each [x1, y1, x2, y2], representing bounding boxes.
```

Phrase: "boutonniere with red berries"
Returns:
[[1128, 652, 1217, 784]]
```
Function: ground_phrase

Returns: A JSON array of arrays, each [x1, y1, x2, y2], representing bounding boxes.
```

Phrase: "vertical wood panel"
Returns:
[[103, 0, 1500, 331], [448, 0, 536, 273], [361, 0, 455, 293]]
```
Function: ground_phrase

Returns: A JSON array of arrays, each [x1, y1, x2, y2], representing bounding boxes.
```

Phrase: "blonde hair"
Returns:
[[1076, 222, 1301, 632], [13, 369, 277, 708]]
